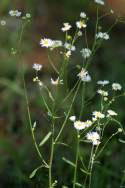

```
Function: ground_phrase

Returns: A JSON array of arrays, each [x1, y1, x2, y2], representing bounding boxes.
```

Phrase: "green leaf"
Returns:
[[80, 168, 90, 175], [39, 132, 52, 147], [119, 139, 125, 144], [62, 157, 76, 168], [29, 165, 43, 179]]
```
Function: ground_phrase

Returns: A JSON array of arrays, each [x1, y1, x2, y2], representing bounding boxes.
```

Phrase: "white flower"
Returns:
[[80, 12, 86, 18], [51, 77, 63, 86], [64, 42, 76, 51], [50, 40, 63, 50], [33, 63, 42, 71], [92, 111, 105, 119], [96, 32, 109, 40], [77, 68, 91, 82], [77, 31, 82, 37], [84, 120, 93, 128], [0, 20, 6, 26], [69, 116, 76, 122], [107, 110, 117, 117], [80, 48, 92, 59], [97, 89, 108, 97], [26, 13, 31, 18], [97, 80, 109, 86], [61, 23, 72, 32], [38, 81, 43, 87], [74, 121, 86, 130], [9, 10, 21, 17], [94, 0, 104, 5], [86, 132, 100, 145], [76, 20, 87, 29], [40, 38, 54, 48], [112, 83, 122, 91], [104, 97, 108, 101], [65, 50, 72, 58]]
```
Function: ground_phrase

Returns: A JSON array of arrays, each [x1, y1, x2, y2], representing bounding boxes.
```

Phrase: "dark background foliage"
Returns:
[[0, 0, 125, 187]]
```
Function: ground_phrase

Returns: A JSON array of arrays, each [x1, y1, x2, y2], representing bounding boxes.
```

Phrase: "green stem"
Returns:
[[73, 132, 80, 188], [49, 138, 55, 187], [55, 81, 81, 143]]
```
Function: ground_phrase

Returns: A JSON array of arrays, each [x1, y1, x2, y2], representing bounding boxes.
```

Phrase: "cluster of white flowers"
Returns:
[[80, 48, 92, 59], [61, 23, 72, 32], [0, 20, 6, 26], [112, 83, 122, 91], [51, 77, 63, 86], [97, 80, 109, 86], [77, 68, 91, 82], [86, 132, 100, 145], [94, 0, 104, 5], [74, 120, 92, 130], [96, 32, 109, 40], [40, 38, 62, 49], [97, 89, 108, 97], [32, 63, 42, 71], [9, 10, 22, 17]]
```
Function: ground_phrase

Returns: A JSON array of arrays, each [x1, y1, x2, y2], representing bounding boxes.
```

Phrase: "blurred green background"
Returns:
[[0, 0, 125, 187]]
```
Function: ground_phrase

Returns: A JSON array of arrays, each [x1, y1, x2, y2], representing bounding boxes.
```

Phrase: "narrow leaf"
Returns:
[[62, 157, 75, 168], [119, 139, 125, 144], [39, 132, 52, 147], [29, 165, 43, 179]]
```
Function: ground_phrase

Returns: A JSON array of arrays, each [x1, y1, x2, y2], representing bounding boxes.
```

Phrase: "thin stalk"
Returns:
[[49, 138, 55, 187], [55, 81, 81, 143], [96, 130, 119, 159], [73, 132, 80, 188], [79, 83, 85, 119]]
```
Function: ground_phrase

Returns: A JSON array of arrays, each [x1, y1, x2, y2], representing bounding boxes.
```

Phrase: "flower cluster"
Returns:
[[80, 48, 92, 59], [9, 10, 22, 17], [96, 32, 109, 40]]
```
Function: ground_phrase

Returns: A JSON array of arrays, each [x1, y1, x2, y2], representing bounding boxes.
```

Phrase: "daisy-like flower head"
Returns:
[[26, 13, 31, 18], [76, 20, 87, 29], [74, 121, 86, 130], [64, 42, 76, 51], [97, 89, 108, 97], [80, 48, 92, 59], [107, 110, 117, 117], [112, 83, 122, 91], [51, 77, 63, 86], [86, 132, 100, 145], [97, 80, 109, 86], [80, 12, 86, 18], [40, 38, 54, 48], [33, 63, 42, 71], [94, 0, 104, 5], [96, 32, 109, 40], [92, 111, 105, 119], [0, 20, 6, 26], [77, 31, 83, 37], [61, 23, 72, 32], [77, 68, 91, 82], [69, 116, 76, 122]]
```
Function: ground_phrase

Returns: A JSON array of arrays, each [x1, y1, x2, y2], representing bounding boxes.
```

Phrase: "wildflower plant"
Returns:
[[3, 1, 125, 187]]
